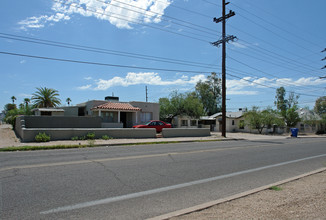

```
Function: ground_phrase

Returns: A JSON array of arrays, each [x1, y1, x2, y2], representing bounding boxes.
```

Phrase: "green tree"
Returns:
[[243, 106, 284, 134], [11, 96, 17, 104], [284, 107, 301, 127], [66, 98, 72, 106], [274, 87, 287, 115], [159, 91, 204, 122], [31, 87, 61, 108], [24, 98, 31, 108], [4, 103, 16, 112], [314, 96, 326, 116], [274, 87, 300, 127], [195, 72, 221, 115]]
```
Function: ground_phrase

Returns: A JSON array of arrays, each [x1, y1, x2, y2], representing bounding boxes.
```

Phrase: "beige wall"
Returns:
[[130, 101, 160, 124]]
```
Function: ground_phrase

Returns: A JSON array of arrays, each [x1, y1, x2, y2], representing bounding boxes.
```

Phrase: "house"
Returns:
[[208, 110, 246, 132], [50, 96, 160, 128], [172, 109, 246, 132], [32, 108, 65, 116], [172, 116, 199, 128], [295, 108, 322, 133]]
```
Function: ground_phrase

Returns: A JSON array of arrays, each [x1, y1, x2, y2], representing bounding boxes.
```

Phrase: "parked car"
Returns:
[[133, 120, 172, 132]]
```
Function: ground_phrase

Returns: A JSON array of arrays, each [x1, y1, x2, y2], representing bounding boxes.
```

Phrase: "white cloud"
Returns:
[[18, 13, 71, 30], [84, 76, 93, 80], [79, 72, 206, 90], [226, 76, 326, 95], [19, 0, 172, 30], [77, 84, 92, 90]]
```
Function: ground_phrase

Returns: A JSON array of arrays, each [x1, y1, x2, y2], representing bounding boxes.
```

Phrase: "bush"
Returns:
[[86, 132, 95, 140], [35, 132, 51, 142], [79, 136, 86, 140], [71, 136, 79, 141], [102, 135, 113, 140]]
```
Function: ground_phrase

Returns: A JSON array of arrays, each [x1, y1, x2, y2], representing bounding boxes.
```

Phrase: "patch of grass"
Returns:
[[71, 136, 79, 141], [86, 132, 96, 140], [0, 145, 90, 152], [269, 186, 282, 191], [102, 135, 113, 140], [87, 139, 95, 147]]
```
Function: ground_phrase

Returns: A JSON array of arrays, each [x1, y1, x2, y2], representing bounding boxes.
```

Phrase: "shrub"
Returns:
[[79, 136, 86, 140], [86, 132, 95, 140], [71, 136, 79, 141], [102, 135, 113, 140], [35, 132, 51, 142]]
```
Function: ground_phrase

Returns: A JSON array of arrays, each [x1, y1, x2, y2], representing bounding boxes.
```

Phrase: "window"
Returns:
[[190, 120, 197, 126], [141, 112, 152, 123], [158, 121, 164, 126], [232, 120, 235, 126], [181, 120, 188, 126], [300, 124, 305, 131]]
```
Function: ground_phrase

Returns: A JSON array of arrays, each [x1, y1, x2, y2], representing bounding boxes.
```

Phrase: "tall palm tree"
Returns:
[[11, 96, 16, 104], [24, 98, 31, 107], [31, 87, 61, 108], [66, 98, 72, 106]]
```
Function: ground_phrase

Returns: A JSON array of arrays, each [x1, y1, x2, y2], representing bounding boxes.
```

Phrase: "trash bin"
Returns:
[[290, 128, 298, 137]]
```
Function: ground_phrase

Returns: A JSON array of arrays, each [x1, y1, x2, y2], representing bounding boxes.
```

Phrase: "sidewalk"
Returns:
[[0, 123, 298, 148]]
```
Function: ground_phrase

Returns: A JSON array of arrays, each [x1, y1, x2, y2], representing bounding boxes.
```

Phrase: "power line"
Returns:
[[227, 72, 320, 98], [233, 1, 325, 47], [96, 0, 219, 35], [229, 2, 323, 49], [0, 33, 218, 69], [228, 24, 324, 69], [54, 0, 211, 43], [0, 51, 212, 74], [228, 46, 320, 78], [235, 39, 323, 74]]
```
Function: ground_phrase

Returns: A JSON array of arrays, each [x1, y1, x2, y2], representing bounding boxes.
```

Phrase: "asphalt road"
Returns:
[[0, 137, 325, 219]]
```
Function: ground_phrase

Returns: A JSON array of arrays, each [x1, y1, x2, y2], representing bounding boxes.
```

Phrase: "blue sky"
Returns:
[[1, 0, 326, 113]]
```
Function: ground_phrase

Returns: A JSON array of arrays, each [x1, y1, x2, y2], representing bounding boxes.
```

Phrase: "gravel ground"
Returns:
[[172, 170, 326, 220]]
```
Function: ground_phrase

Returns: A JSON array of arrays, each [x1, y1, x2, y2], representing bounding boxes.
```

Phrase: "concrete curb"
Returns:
[[147, 167, 326, 220]]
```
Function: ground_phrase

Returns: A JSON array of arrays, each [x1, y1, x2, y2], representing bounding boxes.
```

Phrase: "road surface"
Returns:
[[0, 137, 325, 219]]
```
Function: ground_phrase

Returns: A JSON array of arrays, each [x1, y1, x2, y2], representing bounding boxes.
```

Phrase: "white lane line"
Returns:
[[40, 153, 326, 215]]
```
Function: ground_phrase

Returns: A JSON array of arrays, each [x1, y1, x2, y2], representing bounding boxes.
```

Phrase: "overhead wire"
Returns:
[[96, 0, 219, 35], [54, 0, 212, 43], [229, 2, 324, 49], [0, 51, 212, 74], [0, 33, 219, 69]]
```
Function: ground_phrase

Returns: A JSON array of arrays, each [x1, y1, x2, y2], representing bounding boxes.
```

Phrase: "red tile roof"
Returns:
[[92, 102, 141, 111]]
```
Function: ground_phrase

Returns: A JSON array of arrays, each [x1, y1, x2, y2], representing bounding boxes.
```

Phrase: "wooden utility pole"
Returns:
[[212, 0, 237, 137]]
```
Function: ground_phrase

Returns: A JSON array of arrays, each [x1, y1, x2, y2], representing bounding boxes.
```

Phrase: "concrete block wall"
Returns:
[[19, 128, 157, 142], [19, 116, 102, 128], [162, 128, 210, 138]]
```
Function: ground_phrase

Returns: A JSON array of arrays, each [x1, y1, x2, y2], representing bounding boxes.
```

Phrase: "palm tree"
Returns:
[[31, 87, 61, 108], [24, 98, 31, 107], [66, 98, 72, 106], [11, 96, 16, 104]]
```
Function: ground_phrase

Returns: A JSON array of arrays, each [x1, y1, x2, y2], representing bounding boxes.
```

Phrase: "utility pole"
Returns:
[[321, 49, 326, 77], [145, 86, 148, 102], [211, 0, 237, 137]]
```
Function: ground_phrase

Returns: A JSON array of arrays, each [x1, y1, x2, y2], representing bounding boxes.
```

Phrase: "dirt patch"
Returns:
[[0, 124, 20, 147]]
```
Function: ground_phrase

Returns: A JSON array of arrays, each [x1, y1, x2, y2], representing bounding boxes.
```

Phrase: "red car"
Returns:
[[133, 120, 172, 132]]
